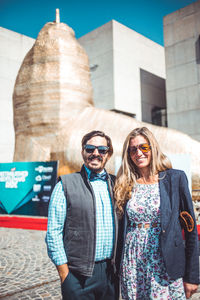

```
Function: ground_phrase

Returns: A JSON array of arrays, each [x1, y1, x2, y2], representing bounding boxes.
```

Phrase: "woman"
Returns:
[[114, 127, 199, 300]]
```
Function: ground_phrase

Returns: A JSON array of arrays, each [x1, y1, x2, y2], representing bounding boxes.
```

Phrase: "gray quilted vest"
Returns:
[[59, 165, 117, 277]]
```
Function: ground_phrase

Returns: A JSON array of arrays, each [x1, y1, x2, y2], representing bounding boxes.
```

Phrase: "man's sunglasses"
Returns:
[[84, 144, 109, 155], [129, 143, 151, 155]]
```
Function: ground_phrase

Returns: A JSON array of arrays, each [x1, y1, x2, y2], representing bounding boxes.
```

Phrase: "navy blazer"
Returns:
[[159, 169, 199, 284], [118, 169, 199, 284]]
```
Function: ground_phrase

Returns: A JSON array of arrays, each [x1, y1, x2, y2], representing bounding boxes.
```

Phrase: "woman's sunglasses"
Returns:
[[129, 143, 151, 155], [84, 144, 109, 155]]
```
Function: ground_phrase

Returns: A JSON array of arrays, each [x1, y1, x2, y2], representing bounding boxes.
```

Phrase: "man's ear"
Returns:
[[106, 153, 111, 161]]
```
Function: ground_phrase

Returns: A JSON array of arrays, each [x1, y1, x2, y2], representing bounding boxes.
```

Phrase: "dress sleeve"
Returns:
[[179, 171, 199, 284], [45, 181, 68, 266]]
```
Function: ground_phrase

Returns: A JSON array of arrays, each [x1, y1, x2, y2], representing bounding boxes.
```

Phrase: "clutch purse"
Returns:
[[180, 211, 194, 232]]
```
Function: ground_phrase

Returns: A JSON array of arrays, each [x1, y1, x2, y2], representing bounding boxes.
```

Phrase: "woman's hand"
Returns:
[[183, 282, 198, 299]]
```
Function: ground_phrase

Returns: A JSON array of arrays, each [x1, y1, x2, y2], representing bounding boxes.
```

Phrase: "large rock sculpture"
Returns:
[[13, 12, 200, 196]]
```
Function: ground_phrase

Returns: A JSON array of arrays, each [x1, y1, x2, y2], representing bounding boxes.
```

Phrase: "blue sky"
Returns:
[[0, 0, 198, 45]]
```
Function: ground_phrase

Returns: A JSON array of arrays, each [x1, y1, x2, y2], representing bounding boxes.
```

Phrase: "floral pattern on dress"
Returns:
[[121, 183, 185, 300]]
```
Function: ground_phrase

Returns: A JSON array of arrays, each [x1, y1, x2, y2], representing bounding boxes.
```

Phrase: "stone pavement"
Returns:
[[0, 227, 61, 300], [0, 227, 200, 300]]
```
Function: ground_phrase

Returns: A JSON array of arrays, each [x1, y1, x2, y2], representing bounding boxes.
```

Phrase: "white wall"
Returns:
[[78, 22, 114, 110], [112, 20, 166, 121], [0, 27, 35, 162]]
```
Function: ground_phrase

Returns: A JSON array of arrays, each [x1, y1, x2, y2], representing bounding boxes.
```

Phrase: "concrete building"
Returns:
[[79, 20, 166, 124], [0, 27, 34, 162], [164, 0, 200, 141]]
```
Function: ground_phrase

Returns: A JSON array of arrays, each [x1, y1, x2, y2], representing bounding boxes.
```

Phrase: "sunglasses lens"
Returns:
[[129, 147, 137, 154], [84, 145, 95, 153], [98, 146, 109, 154], [140, 144, 151, 152]]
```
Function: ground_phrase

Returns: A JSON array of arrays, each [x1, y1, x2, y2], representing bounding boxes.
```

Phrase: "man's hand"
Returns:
[[56, 263, 69, 283], [183, 282, 198, 299]]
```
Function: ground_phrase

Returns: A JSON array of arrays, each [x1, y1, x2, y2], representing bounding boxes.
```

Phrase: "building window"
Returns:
[[152, 106, 167, 127]]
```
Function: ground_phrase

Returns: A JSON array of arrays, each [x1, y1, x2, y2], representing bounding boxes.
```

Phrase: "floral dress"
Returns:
[[120, 183, 186, 300]]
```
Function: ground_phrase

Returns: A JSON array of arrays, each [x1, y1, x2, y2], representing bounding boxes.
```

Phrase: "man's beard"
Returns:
[[86, 154, 107, 172]]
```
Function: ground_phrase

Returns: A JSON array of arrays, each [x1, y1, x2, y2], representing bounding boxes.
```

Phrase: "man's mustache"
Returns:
[[88, 155, 103, 162]]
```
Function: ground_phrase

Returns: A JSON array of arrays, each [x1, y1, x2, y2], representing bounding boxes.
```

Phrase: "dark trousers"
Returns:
[[61, 260, 119, 300]]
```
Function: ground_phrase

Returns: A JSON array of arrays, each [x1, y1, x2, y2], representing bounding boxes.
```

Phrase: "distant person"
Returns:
[[114, 127, 199, 299], [46, 130, 119, 300]]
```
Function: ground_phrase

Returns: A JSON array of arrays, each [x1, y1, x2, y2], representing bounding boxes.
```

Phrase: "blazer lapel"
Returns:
[[159, 171, 172, 231]]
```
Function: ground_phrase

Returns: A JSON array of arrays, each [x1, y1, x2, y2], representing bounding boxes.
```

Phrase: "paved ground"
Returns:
[[0, 227, 200, 300], [0, 228, 61, 300]]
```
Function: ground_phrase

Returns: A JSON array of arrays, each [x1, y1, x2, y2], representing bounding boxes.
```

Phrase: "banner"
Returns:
[[0, 161, 58, 216]]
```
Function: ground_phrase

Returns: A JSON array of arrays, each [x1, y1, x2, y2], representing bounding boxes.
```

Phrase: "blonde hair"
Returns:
[[114, 127, 172, 216]]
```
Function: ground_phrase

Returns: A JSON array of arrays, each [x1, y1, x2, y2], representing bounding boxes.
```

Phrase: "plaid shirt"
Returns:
[[45, 165, 115, 266]]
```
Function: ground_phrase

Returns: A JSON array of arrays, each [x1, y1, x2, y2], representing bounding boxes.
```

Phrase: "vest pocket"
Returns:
[[65, 229, 80, 243], [65, 228, 93, 264]]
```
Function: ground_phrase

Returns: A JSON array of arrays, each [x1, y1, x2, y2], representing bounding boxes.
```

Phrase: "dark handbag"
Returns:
[[180, 211, 194, 232]]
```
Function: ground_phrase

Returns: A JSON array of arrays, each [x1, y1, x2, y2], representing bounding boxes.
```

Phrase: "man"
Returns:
[[45, 130, 119, 300]]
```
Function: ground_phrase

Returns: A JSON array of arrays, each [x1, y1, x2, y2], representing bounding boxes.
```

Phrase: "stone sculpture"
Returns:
[[13, 11, 200, 196]]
